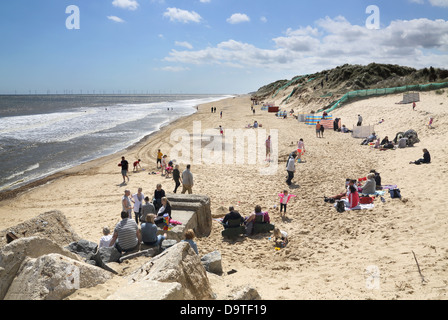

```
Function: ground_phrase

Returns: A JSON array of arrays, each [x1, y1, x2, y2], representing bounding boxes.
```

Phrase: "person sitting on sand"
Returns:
[[380, 136, 390, 146], [182, 229, 199, 255], [245, 205, 271, 236], [361, 173, 377, 195], [273, 227, 289, 248], [141, 214, 166, 248], [341, 125, 351, 133], [109, 211, 141, 254], [99, 227, 112, 248], [410, 149, 431, 165], [222, 206, 244, 229], [140, 196, 155, 223], [326, 179, 357, 202], [154, 197, 172, 227], [348, 185, 360, 209]]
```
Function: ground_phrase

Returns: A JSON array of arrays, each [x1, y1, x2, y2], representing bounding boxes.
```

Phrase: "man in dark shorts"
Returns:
[[120, 156, 130, 184]]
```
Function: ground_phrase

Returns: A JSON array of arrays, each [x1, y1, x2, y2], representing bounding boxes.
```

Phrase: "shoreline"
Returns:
[[0, 95, 235, 201]]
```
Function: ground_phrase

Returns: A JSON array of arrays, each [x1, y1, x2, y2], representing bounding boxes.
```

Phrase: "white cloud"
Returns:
[[175, 41, 194, 50], [164, 17, 448, 73], [107, 16, 125, 23], [163, 8, 202, 24], [260, 16, 268, 23], [112, 0, 139, 11], [200, 0, 211, 3], [429, 0, 448, 7], [159, 66, 190, 72], [227, 13, 250, 24]]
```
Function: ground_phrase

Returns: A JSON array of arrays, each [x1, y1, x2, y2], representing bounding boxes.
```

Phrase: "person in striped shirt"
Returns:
[[109, 211, 141, 254]]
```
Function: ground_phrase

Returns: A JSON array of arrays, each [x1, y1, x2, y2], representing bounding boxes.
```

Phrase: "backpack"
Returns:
[[336, 200, 346, 213], [389, 189, 402, 199]]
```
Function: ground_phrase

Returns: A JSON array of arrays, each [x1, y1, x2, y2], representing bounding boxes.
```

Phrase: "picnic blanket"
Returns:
[[335, 200, 375, 211]]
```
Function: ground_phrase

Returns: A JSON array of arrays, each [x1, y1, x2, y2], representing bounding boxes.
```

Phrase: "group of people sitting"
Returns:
[[221, 205, 272, 236], [324, 170, 381, 210]]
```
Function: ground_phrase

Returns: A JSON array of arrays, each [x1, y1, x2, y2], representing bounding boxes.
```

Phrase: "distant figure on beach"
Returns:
[[182, 229, 199, 255], [133, 159, 142, 172], [320, 122, 325, 138], [266, 135, 271, 162], [161, 155, 168, 175], [153, 184, 166, 211], [357, 115, 363, 127], [428, 118, 434, 129], [316, 122, 322, 138], [119, 156, 130, 184], [278, 190, 296, 217], [140, 196, 156, 224], [132, 188, 145, 224], [286, 152, 297, 186], [327, 179, 358, 202], [219, 125, 224, 136], [157, 149, 163, 169], [99, 227, 112, 249], [220, 111, 223, 119], [173, 164, 182, 193], [122, 189, 133, 220], [413, 101, 416, 111], [214, 107, 217, 113], [410, 149, 431, 165], [109, 211, 141, 254], [297, 139, 305, 162], [341, 125, 351, 133], [181, 164, 194, 194], [141, 214, 166, 248], [348, 185, 360, 209]]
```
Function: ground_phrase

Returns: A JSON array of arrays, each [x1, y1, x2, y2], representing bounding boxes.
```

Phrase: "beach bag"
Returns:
[[360, 196, 374, 204], [336, 201, 346, 213], [389, 189, 402, 199]]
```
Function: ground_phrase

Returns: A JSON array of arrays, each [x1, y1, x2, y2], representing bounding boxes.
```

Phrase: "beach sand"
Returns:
[[1, 92, 447, 300]]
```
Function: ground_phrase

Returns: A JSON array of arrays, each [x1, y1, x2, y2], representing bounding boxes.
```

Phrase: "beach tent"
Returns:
[[352, 125, 375, 139]]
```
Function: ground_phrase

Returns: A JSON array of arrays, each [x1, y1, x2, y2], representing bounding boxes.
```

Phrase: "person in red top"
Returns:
[[348, 185, 360, 209], [133, 159, 142, 172]]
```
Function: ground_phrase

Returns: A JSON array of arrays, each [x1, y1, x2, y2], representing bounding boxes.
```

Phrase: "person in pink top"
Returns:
[[278, 190, 296, 216]]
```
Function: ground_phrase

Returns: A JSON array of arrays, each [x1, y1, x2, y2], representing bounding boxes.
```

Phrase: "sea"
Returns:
[[0, 94, 232, 192]]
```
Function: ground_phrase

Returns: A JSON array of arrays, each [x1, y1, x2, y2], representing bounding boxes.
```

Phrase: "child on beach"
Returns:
[[278, 190, 296, 217], [161, 155, 168, 175], [273, 227, 289, 249], [182, 229, 199, 255], [297, 139, 305, 162], [133, 159, 142, 172], [157, 150, 163, 169], [99, 227, 112, 248]]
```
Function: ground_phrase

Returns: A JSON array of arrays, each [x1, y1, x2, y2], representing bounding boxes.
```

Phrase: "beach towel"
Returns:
[[335, 200, 375, 211]]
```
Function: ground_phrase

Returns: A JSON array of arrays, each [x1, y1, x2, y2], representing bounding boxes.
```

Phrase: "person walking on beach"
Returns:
[[316, 122, 322, 138], [320, 122, 325, 138], [265, 135, 272, 162], [157, 149, 163, 169], [181, 165, 194, 194], [286, 152, 297, 186], [220, 111, 223, 119], [357, 114, 363, 127], [119, 156, 130, 184], [173, 164, 182, 193]]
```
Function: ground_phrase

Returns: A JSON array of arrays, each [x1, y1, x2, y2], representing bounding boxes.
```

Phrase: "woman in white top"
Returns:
[[132, 188, 145, 224]]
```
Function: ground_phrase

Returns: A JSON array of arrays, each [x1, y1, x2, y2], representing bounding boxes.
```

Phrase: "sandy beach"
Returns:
[[1, 91, 447, 300]]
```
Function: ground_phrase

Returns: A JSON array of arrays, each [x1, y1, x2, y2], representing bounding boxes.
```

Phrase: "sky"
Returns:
[[1, 0, 448, 94]]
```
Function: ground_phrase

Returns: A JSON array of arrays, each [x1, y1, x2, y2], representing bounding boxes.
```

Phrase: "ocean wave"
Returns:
[[5, 163, 40, 181]]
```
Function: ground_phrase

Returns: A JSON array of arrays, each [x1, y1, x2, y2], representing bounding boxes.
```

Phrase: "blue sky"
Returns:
[[1, 0, 448, 94]]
